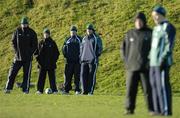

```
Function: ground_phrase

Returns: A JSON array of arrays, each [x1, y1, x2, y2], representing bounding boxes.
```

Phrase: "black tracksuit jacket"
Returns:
[[62, 35, 82, 63], [12, 27, 38, 61]]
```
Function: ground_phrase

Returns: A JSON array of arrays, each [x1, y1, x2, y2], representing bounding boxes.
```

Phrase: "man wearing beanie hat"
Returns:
[[35, 28, 59, 94], [121, 12, 153, 115], [4, 16, 38, 94], [149, 5, 176, 116], [80, 24, 103, 95], [62, 26, 82, 95]]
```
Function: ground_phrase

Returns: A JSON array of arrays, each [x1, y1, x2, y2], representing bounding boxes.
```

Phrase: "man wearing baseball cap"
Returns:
[[80, 24, 103, 95], [4, 16, 38, 94], [149, 5, 176, 116], [62, 26, 82, 95]]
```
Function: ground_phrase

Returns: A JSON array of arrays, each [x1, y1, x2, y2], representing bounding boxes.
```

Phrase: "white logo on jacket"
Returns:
[[129, 38, 134, 42]]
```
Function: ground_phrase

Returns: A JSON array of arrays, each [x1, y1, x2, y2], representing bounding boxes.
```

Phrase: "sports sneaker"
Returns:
[[23, 91, 29, 94], [4, 89, 11, 94], [53, 91, 59, 94], [36, 91, 43, 94], [88, 93, 93, 96], [124, 110, 134, 115], [75, 91, 81, 95], [61, 91, 69, 95]]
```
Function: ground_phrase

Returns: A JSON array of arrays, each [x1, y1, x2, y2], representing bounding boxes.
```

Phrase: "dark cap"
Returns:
[[86, 24, 95, 31], [21, 16, 29, 24], [135, 12, 147, 26], [43, 28, 50, 34], [153, 5, 166, 16], [70, 25, 77, 32]]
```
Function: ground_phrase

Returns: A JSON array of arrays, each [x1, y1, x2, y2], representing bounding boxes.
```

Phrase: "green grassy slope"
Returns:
[[0, 0, 180, 94]]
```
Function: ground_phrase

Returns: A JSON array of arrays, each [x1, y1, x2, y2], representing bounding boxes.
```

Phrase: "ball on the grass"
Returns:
[[45, 88, 52, 94]]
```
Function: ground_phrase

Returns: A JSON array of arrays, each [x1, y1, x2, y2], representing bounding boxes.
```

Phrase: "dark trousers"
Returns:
[[64, 63, 81, 92], [80, 62, 98, 95], [5, 60, 32, 92], [37, 69, 57, 93], [149, 67, 164, 114], [161, 66, 172, 115], [125, 70, 153, 112]]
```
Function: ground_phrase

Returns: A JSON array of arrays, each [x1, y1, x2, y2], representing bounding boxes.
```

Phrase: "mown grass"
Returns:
[[0, 0, 180, 95], [1, 92, 180, 118]]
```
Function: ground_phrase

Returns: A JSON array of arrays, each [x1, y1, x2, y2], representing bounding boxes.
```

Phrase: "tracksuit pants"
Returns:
[[125, 70, 153, 112], [149, 66, 164, 114], [80, 62, 98, 95], [161, 66, 172, 115], [5, 60, 32, 92], [64, 63, 81, 92], [37, 69, 57, 93]]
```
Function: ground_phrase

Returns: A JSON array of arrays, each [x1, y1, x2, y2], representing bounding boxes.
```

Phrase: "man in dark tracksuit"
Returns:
[[62, 26, 82, 95], [121, 12, 153, 115], [5, 17, 38, 94], [80, 24, 103, 95], [36, 28, 59, 94], [150, 6, 176, 116]]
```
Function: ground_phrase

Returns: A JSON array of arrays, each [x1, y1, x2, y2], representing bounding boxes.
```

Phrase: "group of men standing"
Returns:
[[121, 6, 176, 116], [4, 16, 103, 96], [3, 4, 176, 116], [62, 25, 103, 95]]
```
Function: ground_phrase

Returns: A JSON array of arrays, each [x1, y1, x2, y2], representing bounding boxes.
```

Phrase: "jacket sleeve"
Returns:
[[34, 41, 42, 62], [54, 42, 60, 61], [79, 37, 85, 61], [159, 35, 170, 64], [31, 30, 38, 55], [96, 36, 103, 57], [12, 30, 17, 52], [121, 32, 129, 62], [62, 38, 68, 58]]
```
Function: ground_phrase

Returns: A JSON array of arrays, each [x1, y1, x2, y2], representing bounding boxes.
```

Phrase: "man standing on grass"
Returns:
[[35, 28, 59, 94], [4, 17, 38, 94], [149, 5, 176, 116], [121, 12, 153, 115], [80, 24, 103, 95], [62, 26, 82, 95]]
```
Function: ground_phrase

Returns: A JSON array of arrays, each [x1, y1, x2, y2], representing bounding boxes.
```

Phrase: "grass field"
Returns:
[[0, 0, 180, 95], [0, 1, 180, 118], [0, 92, 180, 118], [1, 91, 180, 118]]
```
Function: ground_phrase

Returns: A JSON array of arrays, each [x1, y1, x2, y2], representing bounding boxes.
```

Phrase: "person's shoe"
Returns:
[[88, 93, 93, 96], [16, 82, 22, 88], [23, 91, 29, 94], [75, 91, 81, 95], [4, 89, 11, 94], [36, 91, 43, 95], [149, 111, 161, 116], [61, 91, 69, 95], [53, 91, 59, 94], [124, 110, 134, 115]]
